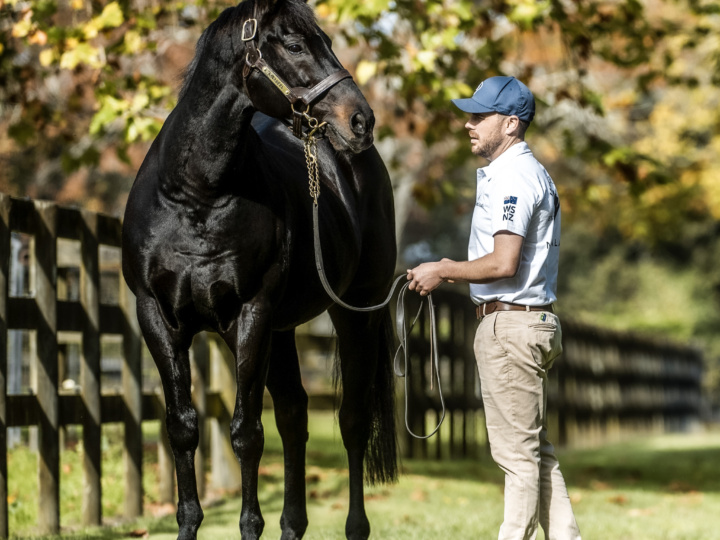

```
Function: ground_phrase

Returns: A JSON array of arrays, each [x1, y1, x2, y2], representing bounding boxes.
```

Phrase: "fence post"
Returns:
[[80, 210, 102, 526], [191, 333, 209, 500], [157, 390, 175, 505], [210, 336, 241, 490], [34, 201, 60, 534], [0, 194, 10, 539], [120, 281, 143, 518]]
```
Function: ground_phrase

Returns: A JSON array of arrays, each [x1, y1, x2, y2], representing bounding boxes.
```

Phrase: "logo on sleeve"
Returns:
[[502, 195, 517, 221]]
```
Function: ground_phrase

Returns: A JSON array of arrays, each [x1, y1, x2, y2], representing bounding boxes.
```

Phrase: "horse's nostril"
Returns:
[[351, 112, 366, 136]]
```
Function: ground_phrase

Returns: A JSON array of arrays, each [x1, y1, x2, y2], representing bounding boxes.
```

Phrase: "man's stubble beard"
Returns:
[[472, 129, 503, 161]]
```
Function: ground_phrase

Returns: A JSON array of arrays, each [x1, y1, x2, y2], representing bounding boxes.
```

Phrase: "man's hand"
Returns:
[[406, 258, 454, 296]]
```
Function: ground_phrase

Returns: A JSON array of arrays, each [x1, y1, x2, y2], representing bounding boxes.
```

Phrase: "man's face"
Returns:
[[465, 112, 504, 160]]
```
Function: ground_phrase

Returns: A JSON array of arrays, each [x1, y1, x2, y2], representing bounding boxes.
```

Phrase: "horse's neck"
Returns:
[[158, 75, 257, 203]]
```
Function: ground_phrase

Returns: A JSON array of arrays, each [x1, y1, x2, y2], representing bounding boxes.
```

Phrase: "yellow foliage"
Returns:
[[131, 93, 150, 113], [38, 48, 55, 67], [507, 0, 551, 28], [83, 2, 124, 39], [414, 50, 437, 72], [123, 31, 143, 54], [355, 60, 377, 85], [11, 14, 34, 38], [315, 3, 330, 19], [60, 43, 104, 69]]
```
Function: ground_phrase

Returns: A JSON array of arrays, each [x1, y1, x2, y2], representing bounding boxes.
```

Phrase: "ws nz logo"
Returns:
[[503, 195, 517, 221]]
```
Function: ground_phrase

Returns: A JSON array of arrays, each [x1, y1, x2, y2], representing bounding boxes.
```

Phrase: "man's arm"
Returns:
[[406, 231, 523, 296]]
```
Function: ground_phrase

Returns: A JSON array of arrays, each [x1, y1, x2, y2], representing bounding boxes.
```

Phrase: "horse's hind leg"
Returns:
[[136, 294, 203, 540], [266, 330, 309, 539], [328, 307, 397, 540], [220, 304, 272, 540]]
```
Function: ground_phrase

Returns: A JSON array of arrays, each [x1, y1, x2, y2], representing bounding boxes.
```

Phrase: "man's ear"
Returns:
[[504, 115, 520, 136]]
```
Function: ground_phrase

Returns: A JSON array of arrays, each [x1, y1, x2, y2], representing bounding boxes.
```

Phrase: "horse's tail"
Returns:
[[364, 307, 398, 485], [332, 306, 398, 485]]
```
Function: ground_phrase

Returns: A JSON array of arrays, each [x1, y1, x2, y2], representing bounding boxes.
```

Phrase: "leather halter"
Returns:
[[240, 15, 352, 139]]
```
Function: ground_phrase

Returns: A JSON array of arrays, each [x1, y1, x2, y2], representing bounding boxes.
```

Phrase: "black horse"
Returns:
[[121, 0, 397, 538]]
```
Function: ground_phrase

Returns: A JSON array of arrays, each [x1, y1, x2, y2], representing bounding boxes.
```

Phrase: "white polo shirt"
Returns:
[[468, 141, 560, 306]]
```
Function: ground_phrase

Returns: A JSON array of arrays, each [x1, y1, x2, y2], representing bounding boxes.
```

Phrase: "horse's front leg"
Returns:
[[136, 295, 203, 540], [221, 303, 272, 540], [266, 330, 309, 540]]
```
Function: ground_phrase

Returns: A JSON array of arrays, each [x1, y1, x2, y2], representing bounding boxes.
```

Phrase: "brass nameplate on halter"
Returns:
[[261, 66, 291, 96]]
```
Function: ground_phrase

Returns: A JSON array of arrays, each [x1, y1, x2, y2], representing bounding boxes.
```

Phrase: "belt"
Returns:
[[476, 300, 554, 320]]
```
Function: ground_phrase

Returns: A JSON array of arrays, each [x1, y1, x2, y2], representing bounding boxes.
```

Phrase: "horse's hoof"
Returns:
[[280, 529, 306, 540], [280, 512, 308, 539], [176, 501, 203, 540], [345, 516, 370, 540], [240, 513, 265, 540]]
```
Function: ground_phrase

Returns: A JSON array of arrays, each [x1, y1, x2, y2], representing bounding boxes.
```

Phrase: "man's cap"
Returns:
[[452, 76, 535, 123]]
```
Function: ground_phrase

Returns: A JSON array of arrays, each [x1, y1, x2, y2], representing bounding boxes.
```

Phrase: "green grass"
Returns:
[[8, 415, 720, 539]]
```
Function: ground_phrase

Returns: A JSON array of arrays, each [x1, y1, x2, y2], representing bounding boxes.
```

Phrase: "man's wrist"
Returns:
[[439, 260, 454, 282]]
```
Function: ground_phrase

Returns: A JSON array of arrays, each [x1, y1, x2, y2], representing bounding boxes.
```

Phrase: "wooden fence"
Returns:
[[0, 194, 142, 536], [401, 285, 704, 458]]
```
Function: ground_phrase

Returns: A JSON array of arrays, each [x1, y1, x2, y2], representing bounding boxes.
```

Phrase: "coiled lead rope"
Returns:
[[307, 133, 446, 438]]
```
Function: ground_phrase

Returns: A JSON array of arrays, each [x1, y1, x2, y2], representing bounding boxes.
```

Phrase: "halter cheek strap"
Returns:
[[240, 16, 352, 138]]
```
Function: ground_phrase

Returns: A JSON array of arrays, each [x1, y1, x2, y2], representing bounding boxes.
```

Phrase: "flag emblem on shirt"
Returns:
[[503, 195, 517, 221]]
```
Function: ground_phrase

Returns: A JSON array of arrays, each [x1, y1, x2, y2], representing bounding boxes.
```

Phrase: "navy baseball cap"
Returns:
[[452, 76, 535, 123]]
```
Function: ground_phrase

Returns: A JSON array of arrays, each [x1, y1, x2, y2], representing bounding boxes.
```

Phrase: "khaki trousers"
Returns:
[[474, 311, 581, 540]]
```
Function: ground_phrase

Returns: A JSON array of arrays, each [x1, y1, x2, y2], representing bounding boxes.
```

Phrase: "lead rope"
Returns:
[[304, 134, 446, 439]]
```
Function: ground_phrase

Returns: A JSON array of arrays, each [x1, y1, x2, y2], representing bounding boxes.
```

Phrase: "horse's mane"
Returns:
[[178, 0, 317, 101]]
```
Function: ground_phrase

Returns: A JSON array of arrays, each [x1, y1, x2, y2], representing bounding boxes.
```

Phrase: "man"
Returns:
[[406, 76, 581, 540]]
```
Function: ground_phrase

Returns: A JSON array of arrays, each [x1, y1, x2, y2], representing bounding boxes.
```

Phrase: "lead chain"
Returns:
[[304, 135, 321, 205]]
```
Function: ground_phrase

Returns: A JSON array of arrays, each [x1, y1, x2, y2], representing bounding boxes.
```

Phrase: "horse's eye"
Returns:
[[287, 43, 303, 54]]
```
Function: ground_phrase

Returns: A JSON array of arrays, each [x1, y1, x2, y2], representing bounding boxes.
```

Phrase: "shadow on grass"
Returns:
[[396, 433, 720, 496], [561, 440, 720, 493], [278, 413, 720, 498]]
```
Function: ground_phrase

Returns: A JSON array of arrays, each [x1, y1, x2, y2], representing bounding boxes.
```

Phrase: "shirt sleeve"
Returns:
[[489, 172, 537, 237]]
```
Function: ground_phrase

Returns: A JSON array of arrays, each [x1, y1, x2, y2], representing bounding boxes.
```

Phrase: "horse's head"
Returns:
[[237, 0, 375, 153]]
